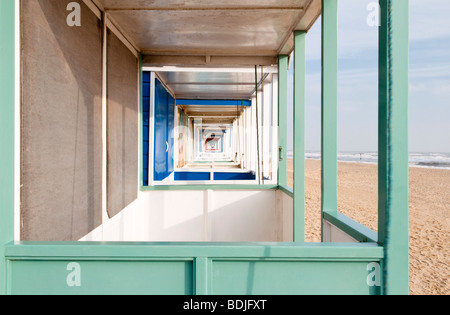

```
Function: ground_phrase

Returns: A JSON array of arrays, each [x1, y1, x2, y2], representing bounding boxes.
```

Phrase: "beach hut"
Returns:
[[0, 0, 409, 295]]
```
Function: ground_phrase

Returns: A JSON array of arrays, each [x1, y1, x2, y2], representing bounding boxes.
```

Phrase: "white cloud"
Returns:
[[306, 0, 450, 60], [410, 0, 450, 41], [306, 0, 379, 60], [300, 0, 450, 152], [410, 64, 450, 80]]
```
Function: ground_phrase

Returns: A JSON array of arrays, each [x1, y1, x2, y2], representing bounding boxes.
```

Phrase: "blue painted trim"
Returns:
[[214, 172, 256, 181], [142, 71, 151, 186], [177, 99, 251, 107], [175, 172, 211, 181], [173, 172, 257, 181]]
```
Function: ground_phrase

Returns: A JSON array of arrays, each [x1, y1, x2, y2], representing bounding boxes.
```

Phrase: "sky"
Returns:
[[287, 0, 450, 153]]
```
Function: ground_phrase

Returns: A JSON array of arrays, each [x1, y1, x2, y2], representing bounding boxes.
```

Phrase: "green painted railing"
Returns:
[[323, 211, 378, 243], [5, 242, 383, 295], [277, 186, 378, 243], [278, 185, 294, 198]]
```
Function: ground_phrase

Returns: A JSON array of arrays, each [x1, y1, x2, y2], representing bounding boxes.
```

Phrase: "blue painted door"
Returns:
[[154, 79, 169, 181], [167, 93, 175, 175], [153, 79, 175, 182]]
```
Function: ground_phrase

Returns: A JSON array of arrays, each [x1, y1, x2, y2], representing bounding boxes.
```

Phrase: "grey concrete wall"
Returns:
[[21, 0, 103, 241], [106, 30, 139, 218]]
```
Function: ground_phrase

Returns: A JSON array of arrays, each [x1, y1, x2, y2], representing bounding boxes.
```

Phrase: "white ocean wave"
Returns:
[[301, 152, 450, 169]]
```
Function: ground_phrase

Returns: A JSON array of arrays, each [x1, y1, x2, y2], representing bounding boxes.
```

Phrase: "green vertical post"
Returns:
[[278, 55, 289, 187], [321, 0, 338, 225], [378, 0, 410, 295], [293, 31, 306, 242], [195, 257, 209, 295], [0, 0, 16, 295]]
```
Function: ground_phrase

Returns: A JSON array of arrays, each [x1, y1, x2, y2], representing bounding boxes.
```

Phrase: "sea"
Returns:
[[287, 151, 450, 170]]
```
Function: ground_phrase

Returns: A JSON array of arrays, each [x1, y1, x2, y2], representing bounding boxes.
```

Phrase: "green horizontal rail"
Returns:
[[277, 185, 294, 198], [323, 211, 378, 243], [277, 189, 377, 243], [6, 242, 383, 260]]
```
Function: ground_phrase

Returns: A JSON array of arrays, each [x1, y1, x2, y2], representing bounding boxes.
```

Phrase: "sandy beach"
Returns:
[[287, 159, 450, 295]]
